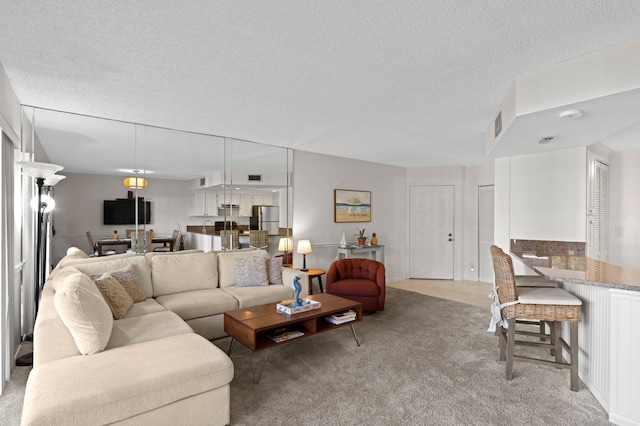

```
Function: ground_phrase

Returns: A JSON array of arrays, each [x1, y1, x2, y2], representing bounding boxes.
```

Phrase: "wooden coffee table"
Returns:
[[224, 293, 362, 383]]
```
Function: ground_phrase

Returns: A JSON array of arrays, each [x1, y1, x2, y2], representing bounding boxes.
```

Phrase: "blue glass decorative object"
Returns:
[[293, 276, 303, 307]]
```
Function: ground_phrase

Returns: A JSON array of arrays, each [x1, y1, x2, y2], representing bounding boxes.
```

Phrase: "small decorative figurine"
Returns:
[[293, 276, 303, 307], [339, 229, 348, 248], [113, 230, 119, 240], [371, 232, 378, 245]]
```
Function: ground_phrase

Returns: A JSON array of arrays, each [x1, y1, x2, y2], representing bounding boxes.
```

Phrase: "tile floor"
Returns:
[[388, 279, 493, 309]]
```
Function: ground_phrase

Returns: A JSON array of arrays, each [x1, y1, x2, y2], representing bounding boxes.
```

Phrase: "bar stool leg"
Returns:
[[554, 321, 562, 363], [570, 321, 579, 391], [506, 318, 516, 380], [499, 326, 506, 361]]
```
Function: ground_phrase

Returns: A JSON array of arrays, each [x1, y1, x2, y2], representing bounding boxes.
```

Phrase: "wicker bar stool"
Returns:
[[490, 245, 582, 391]]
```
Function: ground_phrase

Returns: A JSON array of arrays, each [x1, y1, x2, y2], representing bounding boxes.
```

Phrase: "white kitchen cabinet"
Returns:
[[253, 195, 273, 205], [192, 192, 218, 216], [239, 195, 253, 217]]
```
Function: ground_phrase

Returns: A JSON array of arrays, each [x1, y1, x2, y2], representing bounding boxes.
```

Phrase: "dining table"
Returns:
[[96, 237, 173, 256]]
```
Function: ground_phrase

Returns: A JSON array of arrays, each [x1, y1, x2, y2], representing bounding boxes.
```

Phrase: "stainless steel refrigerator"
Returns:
[[250, 206, 280, 235]]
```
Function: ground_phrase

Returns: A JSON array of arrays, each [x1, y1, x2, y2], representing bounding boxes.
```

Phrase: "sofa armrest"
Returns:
[[282, 268, 310, 297]]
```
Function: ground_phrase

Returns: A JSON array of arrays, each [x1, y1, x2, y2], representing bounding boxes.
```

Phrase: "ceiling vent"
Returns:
[[494, 111, 502, 138], [538, 136, 554, 145], [247, 174, 262, 182], [199, 177, 206, 186]]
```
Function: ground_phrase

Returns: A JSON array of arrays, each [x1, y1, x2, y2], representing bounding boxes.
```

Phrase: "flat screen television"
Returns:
[[103, 198, 151, 225]]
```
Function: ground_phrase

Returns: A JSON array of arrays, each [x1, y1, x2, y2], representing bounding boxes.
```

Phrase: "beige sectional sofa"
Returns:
[[21, 247, 308, 426]]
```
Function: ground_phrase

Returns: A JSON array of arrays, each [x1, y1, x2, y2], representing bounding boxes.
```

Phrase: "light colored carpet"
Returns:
[[214, 287, 609, 425], [2, 288, 609, 425]]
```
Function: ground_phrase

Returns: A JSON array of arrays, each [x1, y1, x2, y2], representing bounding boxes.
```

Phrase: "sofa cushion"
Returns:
[[267, 257, 283, 285], [151, 251, 218, 296], [107, 311, 194, 349], [217, 249, 269, 288], [53, 272, 113, 355], [222, 284, 294, 309], [66, 246, 89, 258], [155, 288, 239, 321], [70, 255, 154, 298], [92, 274, 134, 319], [21, 334, 234, 426], [234, 257, 269, 287], [124, 298, 167, 318], [108, 265, 147, 302]]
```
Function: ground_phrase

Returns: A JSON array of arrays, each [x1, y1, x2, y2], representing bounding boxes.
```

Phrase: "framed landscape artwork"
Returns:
[[334, 189, 371, 223]]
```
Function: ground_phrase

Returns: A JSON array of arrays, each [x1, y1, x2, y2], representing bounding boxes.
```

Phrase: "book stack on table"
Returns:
[[325, 309, 358, 325]]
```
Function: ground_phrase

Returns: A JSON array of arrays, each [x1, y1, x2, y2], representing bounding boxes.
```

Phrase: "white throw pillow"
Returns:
[[54, 272, 113, 355], [234, 257, 269, 287], [267, 257, 283, 285]]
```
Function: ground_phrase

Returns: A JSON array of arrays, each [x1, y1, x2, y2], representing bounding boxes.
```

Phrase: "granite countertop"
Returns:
[[512, 251, 640, 292]]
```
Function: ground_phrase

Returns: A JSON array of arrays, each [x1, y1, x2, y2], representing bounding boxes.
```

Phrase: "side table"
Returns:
[[294, 268, 326, 295]]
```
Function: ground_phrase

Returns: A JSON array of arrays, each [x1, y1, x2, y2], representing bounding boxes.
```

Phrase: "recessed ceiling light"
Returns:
[[558, 109, 583, 120]]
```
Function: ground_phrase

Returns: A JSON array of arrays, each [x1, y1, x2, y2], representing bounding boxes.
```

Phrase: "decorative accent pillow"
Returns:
[[92, 274, 134, 319], [267, 257, 283, 285], [234, 257, 269, 287], [109, 265, 146, 302], [54, 272, 113, 355]]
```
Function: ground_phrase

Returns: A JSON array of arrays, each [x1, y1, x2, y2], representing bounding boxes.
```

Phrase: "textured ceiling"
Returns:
[[1, 1, 640, 168]]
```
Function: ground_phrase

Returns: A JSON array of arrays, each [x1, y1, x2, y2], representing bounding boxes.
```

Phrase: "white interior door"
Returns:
[[478, 185, 495, 283], [409, 185, 454, 279]]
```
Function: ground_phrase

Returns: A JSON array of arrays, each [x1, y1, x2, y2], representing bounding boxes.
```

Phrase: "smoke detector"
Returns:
[[558, 109, 583, 120]]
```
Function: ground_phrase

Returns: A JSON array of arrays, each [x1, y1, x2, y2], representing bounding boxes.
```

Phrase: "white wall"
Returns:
[[493, 149, 589, 276], [292, 151, 406, 282], [510, 147, 587, 242], [51, 172, 194, 264], [609, 148, 640, 269], [462, 164, 495, 281]]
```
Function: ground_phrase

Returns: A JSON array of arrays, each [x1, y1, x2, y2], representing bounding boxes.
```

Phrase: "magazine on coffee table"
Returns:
[[267, 328, 305, 343], [324, 309, 358, 325]]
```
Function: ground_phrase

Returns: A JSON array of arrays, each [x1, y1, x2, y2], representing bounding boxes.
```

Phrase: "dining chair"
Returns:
[[153, 229, 180, 252], [86, 231, 115, 256], [249, 230, 269, 250], [130, 230, 152, 254], [219, 230, 240, 250], [490, 245, 582, 391]]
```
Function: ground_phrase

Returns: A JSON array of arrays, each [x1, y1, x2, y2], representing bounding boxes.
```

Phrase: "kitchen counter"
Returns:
[[510, 239, 640, 292], [510, 239, 640, 425]]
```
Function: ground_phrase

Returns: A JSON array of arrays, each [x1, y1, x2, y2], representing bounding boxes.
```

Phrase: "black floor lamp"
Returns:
[[16, 161, 64, 365]]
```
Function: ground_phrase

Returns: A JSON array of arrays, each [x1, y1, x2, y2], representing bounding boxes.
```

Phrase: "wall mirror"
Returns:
[[22, 106, 293, 261]]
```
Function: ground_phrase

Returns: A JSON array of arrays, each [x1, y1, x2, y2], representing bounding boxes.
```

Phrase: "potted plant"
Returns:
[[355, 228, 367, 246]]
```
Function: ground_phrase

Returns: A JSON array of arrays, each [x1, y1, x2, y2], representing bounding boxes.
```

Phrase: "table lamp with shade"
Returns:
[[297, 240, 312, 271], [278, 237, 292, 265]]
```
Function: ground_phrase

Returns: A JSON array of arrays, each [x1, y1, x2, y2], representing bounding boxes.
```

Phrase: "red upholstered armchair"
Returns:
[[326, 258, 385, 312]]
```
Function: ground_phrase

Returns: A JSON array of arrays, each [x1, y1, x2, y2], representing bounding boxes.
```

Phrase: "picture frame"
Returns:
[[334, 189, 371, 223]]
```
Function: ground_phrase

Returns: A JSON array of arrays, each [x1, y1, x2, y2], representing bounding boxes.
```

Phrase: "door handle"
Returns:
[[448, 238, 453, 242]]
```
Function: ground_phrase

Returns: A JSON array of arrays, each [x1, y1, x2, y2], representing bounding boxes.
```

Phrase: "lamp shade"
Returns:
[[123, 176, 148, 189], [278, 237, 292, 252], [17, 161, 63, 179], [297, 240, 312, 254], [43, 174, 66, 187]]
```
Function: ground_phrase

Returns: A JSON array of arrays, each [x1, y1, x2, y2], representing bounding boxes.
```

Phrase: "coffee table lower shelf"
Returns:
[[224, 293, 363, 383]]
